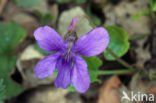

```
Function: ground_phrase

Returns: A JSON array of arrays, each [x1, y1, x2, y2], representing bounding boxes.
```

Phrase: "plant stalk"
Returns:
[[106, 48, 135, 70], [97, 69, 135, 75]]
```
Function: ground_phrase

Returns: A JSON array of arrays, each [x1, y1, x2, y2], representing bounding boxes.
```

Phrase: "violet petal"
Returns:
[[34, 52, 62, 79], [55, 57, 72, 89], [72, 55, 90, 93], [34, 26, 65, 52], [73, 27, 109, 56]]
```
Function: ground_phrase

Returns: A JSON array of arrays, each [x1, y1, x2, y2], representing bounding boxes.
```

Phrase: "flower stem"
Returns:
[[129, 34, 156, 40], [97, 69, 135, 75], [129, 34, 151, 40], [106, 48, 135, 70]]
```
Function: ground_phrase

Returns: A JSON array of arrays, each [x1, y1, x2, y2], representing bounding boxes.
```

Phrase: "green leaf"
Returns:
[[152, 3, 156, 12], [56, 0, 71, 3], [104, 26, 130, 61], [150, 0, 156, 12], [83, 56, 102, 83], [67, 84, 76, 92], [0, 79, 5, 103], [150, 0, 155, 8], [15, 0, 42, 7], [53, 69, 58, 77], [0, 56, 23, 99], [0, 22, 26, 55], [76, 0, 87, 4], [132, 9, 150, 21], [33, 10, 53, 25]]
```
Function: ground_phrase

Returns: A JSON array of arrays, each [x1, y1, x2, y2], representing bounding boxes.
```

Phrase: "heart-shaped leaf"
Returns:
[[0, 56, 23, 99], [104, 26, 130, 60], [0, 22, 26, 55]]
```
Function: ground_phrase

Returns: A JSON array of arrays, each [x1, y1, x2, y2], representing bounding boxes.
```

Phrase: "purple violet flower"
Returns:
[[34, 18, 109, 93]]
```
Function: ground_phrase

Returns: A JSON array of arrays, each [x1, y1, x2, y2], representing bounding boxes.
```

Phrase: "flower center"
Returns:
[[62, 49, 73, 63], [62, 32, 76, 63]]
